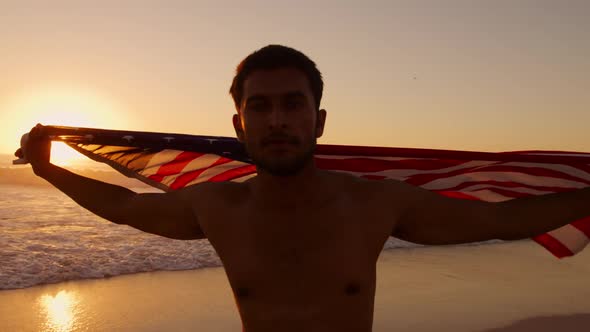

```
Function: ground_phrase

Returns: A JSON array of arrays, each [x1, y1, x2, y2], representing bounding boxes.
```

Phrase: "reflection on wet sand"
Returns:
[[39, 290, 79, 332], [483, 313, 590, 332]]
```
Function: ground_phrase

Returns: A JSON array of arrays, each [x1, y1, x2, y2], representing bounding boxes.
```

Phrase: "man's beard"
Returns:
[[245, 138, 317, 177]]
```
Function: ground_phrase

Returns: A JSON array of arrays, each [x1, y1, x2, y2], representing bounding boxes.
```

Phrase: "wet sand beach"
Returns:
[[1, 240, 589, 332]]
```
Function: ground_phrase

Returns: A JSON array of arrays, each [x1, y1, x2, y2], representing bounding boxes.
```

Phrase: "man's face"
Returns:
[[233, 67, 326, 177]]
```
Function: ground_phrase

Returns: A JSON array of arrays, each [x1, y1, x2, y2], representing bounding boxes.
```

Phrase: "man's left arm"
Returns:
[[390, 180, 590, 245]]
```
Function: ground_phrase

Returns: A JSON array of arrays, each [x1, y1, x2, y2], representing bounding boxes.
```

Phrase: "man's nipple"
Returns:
[[235, 287, 251, 299], [344, 282, 361, 296]]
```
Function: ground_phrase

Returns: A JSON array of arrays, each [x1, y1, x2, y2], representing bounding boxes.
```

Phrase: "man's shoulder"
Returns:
[[331, 174, 425, 214], [325, 171, 408, 193], [176, 180, 249, 204]]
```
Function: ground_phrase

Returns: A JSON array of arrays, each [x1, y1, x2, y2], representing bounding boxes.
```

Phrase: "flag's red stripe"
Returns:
[[147, 151, 204, 184], [568, 163, 590, 175], [533, 234, 574, 258], [169, 157, 234, 190], [405, 163, 589, 187], [437, 191, 480, 200], [148, 174, 165, 183], [404, 164, 498, 186], [208, 164, 257, 182], [154, 151, 205, 176], [472, 165, 590, 185], [443, 180, 583, 195], [167, 170, 205, 190], [571, 217, 590, 238], [361, 175, 388, 180], [470, 187, 534, 199]]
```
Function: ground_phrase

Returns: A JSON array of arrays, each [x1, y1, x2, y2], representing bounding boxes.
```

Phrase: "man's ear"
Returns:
[[315, 109, 327, 138], [232, 113, 245, 142]]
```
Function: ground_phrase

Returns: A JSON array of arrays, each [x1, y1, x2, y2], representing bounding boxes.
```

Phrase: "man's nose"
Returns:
[[268, 106, 287, 128]]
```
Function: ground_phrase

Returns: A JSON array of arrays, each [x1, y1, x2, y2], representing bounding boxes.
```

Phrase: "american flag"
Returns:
[[41, 125, 590, 258]]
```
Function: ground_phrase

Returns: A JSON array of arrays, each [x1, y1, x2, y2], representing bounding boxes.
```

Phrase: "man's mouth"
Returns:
[[266, 141, 295, 150], [263, 136, 298, 146]]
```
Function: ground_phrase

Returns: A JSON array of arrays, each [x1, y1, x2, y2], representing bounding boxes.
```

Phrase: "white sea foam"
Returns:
[[0, 184, 488, 290], [0, 185, 219, 289]]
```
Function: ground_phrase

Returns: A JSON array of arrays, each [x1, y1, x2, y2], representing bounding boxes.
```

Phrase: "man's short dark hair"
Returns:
[[229, 45, 324, 111]]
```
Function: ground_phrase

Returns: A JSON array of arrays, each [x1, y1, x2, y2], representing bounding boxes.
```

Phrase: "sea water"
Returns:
[[0, 184, 420, 290]]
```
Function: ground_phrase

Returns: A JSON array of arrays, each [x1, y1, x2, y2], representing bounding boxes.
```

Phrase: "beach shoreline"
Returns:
[[1, 240, 589, 331]]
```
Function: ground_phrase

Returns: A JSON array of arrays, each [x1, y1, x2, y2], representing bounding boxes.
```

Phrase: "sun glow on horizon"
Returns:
[[1, 86, 128, 154], [51, 141, 84, 167]]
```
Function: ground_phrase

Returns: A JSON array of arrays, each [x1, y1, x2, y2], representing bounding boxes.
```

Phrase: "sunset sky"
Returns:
[[1, 0, 589, 156]]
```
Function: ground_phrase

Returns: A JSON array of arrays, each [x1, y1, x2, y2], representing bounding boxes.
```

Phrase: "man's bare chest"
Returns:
[[232, 204, 370, 267], [200, 197, 390, 294]]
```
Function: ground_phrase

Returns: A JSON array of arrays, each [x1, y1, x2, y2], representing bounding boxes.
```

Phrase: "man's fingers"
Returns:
[[29, 126, 40, 138], [14, 148, 23, 158], [29, 123, 45, 138]]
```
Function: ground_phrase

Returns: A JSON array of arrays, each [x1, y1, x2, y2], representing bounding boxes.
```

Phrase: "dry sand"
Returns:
[[1, 240, 589, 332]]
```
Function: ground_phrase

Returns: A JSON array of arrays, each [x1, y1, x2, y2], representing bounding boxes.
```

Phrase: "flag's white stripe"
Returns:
[[459, 189, 511, 202], [548, 224, 590, 254], [181, 154, 224, 172], [423, 172, 587, 191], [156, 155, 241, 186], [442, 186, 549, 203], [142, 153, 222, 186], [159, 174, 182, 187], [329, 160, 497, 180], [231, 173, 257, 183], [461, 184, 552, 196], [184, 160, 251, 186], [499, 162, 590, 182], [141, 149, 184, 176]]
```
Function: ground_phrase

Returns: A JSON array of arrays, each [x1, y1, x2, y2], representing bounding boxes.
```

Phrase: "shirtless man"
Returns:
[[17, 45, 590, 332]]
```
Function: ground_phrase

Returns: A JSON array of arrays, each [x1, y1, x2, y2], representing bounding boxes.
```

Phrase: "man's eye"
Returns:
[[286, 100, 303, 109], [248, 104, 267, 112]]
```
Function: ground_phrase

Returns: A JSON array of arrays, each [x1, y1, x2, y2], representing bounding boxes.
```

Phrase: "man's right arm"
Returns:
[[18, 124, 205, 240]]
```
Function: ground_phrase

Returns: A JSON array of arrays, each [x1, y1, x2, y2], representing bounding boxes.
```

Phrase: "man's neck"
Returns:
[[250, 162, 326, 206]]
